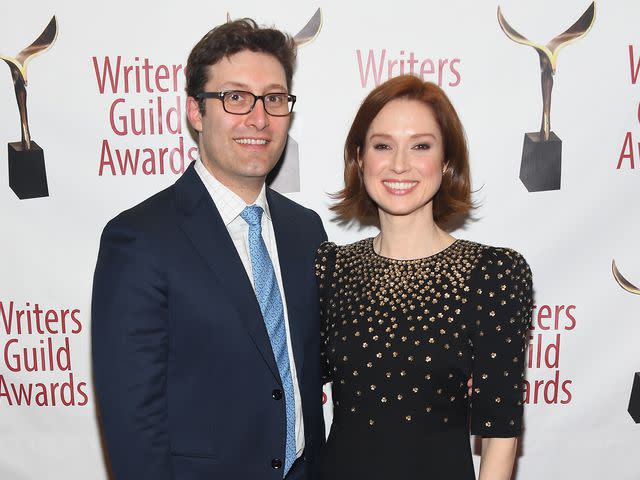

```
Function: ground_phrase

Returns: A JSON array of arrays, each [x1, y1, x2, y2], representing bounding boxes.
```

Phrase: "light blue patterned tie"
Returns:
[[240, 205, 296, 475]]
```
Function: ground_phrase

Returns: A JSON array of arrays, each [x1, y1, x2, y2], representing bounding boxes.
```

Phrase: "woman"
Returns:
[[315, 75, 533, 479]]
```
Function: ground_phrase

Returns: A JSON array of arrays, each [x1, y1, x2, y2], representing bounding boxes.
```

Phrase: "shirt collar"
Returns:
[[194, 159, 271, 226]]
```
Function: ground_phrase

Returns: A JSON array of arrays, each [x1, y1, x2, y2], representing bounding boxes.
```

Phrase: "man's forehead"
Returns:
[[215, 80, 288, 92], [204, 50, 287, 90]]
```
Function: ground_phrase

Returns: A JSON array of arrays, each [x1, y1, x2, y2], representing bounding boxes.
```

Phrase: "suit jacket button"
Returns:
[[271, 458, 283, 469], [272, 389, 283, 400]]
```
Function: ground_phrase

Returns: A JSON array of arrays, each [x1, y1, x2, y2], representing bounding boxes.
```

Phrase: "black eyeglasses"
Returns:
[[196, 90, 296, 116]]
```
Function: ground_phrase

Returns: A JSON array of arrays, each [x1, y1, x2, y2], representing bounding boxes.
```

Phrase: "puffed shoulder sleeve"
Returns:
[[469, 248, 533, 437], [315, 241, 337, 383]]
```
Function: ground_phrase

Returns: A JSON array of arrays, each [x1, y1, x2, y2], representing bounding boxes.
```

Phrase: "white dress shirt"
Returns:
[[195, 160, 305, 458]]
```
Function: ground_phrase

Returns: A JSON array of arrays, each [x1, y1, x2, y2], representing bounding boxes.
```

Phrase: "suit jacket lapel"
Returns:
[[176, 165, 282, 384], [267, 189, 307, 379]]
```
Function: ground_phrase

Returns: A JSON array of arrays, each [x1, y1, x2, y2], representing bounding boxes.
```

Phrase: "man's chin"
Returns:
[[241, 157, 282, 177]]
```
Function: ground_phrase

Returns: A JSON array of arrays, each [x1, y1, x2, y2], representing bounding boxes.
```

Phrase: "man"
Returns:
[[92, 19, 326, 480]]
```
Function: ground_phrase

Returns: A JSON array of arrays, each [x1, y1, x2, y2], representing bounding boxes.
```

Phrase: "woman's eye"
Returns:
[[414, 143, 431, 150], [373, 144, 390, 150]]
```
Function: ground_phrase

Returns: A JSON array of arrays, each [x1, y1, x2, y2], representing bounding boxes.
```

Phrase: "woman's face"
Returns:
[[359, 98, 445, 222]]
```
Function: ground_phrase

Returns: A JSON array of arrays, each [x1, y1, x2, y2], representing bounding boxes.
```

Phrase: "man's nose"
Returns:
[[245, 98, 269, 130]]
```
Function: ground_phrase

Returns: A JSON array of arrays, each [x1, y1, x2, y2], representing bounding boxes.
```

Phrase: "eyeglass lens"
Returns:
[[223, 91, 293, 115]]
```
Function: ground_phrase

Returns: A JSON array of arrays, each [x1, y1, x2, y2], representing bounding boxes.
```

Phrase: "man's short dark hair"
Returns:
[[185, 18, 297, 113]]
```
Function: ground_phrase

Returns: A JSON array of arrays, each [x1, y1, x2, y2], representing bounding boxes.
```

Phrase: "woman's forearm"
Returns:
[[478, 437, 518, 480]]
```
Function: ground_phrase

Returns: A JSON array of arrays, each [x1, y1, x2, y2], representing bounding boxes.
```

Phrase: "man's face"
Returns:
[[187, 50, 291, 200]]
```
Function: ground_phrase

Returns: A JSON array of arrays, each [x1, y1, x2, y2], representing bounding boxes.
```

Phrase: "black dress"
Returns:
[[315, 238, 533, 480]]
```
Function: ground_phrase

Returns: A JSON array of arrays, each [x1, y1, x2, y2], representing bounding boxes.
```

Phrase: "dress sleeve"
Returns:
[[469, 248, 533, 437], [315, 241, 337, 384]]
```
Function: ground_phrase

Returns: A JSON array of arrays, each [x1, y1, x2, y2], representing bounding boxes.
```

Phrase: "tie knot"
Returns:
[[240, 205, 263, 227]]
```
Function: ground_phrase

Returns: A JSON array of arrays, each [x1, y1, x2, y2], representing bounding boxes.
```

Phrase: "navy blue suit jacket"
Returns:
[[92, 163, 327, 479]]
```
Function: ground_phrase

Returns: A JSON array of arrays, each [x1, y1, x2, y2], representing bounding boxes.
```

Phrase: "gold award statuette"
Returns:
[[226, 9, 323, 193], [612, 260, 640, 423], [1, 15, 58, 199], [498, 3, 595, 192]]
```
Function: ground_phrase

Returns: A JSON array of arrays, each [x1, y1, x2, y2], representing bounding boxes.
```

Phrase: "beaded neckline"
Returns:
[[367, 237, 461, 264]]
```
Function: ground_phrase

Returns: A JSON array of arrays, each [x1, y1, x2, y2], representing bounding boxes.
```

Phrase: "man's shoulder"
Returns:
[[107, 183, 178, 231], [105, 164, 200, 231], [266, 187, 319, 221], [266, 188, 327, 246]]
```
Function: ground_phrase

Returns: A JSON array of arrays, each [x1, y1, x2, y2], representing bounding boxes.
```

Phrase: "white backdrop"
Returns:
[[1, 1, 639, 478]]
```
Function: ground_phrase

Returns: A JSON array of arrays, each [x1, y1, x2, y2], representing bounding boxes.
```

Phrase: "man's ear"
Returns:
[[186, 96, 203, 133]]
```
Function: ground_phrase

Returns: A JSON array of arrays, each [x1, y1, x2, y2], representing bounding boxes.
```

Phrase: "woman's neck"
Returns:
[[375, 209, 455, 260]]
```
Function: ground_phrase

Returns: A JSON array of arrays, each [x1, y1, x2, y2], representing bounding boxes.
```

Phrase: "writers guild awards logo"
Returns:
[[611, 260, 640, 423], [227, 9, 322, 193], [498, 3, 595, 192], [1, 16, 58, 200]]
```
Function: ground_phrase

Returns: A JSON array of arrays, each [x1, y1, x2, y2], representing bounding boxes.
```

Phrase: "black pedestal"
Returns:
[[8, 141, 49, 199], [629, 372, 640, 423], [520, 132, 562, 192]]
